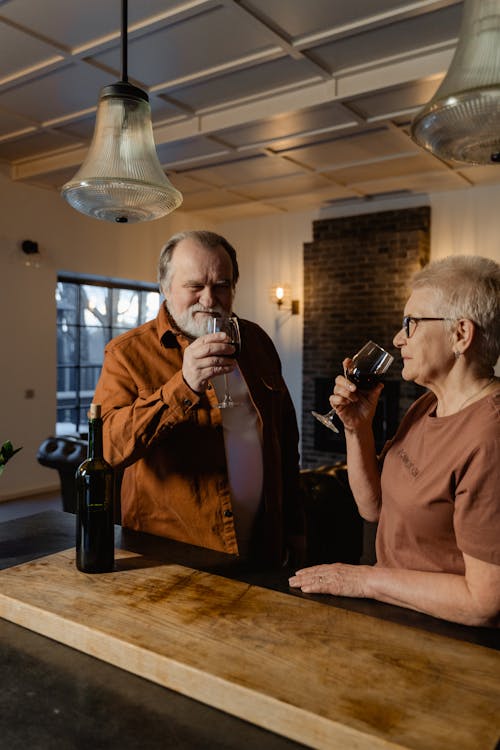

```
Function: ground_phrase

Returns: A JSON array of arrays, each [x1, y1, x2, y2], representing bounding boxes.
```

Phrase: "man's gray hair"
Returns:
[[158, 230, 239, 292], [412, 255, 500, 372]]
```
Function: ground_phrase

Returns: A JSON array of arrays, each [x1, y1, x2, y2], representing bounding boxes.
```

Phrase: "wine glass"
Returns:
[[209, 316, 241, 408], [312, 340, 394, 433]]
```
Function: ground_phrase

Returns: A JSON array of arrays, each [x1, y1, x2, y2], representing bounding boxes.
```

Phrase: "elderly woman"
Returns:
[[290, 255, 500, 626]]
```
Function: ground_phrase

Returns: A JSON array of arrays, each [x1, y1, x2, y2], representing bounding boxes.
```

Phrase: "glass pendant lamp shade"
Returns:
[[61, 82, 183, 222], [411, 0, 500, 164]]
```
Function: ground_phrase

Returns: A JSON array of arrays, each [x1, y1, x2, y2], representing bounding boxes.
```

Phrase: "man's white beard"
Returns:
[[166, 300, 229, 338]]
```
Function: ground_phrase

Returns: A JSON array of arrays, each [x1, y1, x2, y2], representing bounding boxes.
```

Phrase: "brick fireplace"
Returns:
[[302, 206, 430, 468]]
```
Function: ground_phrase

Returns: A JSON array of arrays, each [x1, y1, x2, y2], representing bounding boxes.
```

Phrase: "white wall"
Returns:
[[430, 183, 500, 261], [1, 176, 500, 499], [218, 210, 316, 425], [0, 172, 215, 500]]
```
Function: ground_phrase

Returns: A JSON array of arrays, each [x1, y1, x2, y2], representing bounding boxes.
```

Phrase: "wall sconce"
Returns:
[[271, 284, 300, 315], [20, 239, 43, 268]]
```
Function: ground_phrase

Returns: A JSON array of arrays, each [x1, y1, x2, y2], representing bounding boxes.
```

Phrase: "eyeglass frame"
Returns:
[[401, 316, 457, 338]]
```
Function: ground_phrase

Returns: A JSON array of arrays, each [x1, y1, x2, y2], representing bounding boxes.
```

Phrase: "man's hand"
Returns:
[[182, 332, 236, 393]]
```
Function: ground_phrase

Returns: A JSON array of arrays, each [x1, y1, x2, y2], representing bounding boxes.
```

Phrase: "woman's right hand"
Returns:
[[331, 358, 384, 432]]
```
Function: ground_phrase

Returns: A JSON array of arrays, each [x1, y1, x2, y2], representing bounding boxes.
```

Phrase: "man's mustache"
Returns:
[[190, 304, 226, 316]]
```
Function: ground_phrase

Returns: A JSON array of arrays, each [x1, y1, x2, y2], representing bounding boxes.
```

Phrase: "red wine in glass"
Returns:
[[312, 340, 394, 432], [346, 367, 383, 390], [229, 340, 241, 359], [209, 316, 241, 408]]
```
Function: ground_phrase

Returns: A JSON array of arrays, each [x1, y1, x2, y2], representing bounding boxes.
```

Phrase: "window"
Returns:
[[56, 273, 160, 435]]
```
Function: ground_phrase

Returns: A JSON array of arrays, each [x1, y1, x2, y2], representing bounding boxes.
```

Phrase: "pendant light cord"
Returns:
[[121, 0, 128, 83]]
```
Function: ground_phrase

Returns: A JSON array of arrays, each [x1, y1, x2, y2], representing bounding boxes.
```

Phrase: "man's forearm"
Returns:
[[95, 363, 198, 466]]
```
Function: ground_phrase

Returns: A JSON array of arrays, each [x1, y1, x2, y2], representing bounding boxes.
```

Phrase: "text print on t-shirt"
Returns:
[[397, 447, 419, 478]]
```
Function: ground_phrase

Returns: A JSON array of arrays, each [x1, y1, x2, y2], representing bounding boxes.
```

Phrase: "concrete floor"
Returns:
[[0, 492, 62, 522]]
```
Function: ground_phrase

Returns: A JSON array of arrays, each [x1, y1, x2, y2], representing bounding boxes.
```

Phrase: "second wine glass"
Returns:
[[209, 316, 241, 409], [311, 340, 394, 432]]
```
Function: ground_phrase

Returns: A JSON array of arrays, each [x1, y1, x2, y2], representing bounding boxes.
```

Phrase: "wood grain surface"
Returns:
[[0, 548, 499, 750]]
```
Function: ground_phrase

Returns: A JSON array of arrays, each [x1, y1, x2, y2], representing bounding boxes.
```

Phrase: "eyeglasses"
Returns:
[[402, 316, 456, 338]]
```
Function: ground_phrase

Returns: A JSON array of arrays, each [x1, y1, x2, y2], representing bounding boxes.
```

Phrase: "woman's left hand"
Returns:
[[289, 563, 371, 597]]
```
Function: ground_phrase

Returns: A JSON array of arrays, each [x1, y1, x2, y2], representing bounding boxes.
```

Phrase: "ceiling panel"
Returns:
[[185, 154, 306, 187], [345, 79, 442, 121], [54, 117, 98, 142], [246, 0, 408, 40], [0, 23, 62, 82], [279, 127, 417, 170], [0, 129, 78, 161], [235, 173, 336, 200], [0, 109, 36, 137], [312, 6, 462, 74], [23, 164, 77, 189], [167, 57, 319, 112], [156, 136, 230, 167], [164, 172, 214, 194], [92, 4, 280, 89], [454, 164, 500, 185], [351, 169, 467, 195], [268, 184, 359, 211], [192, 201, 281, 222], [1, 0, 498, 219], [180, 188, 251, 210], [323, 152, 447, 184], [0, 0, 192, 49], [0, 63, 111, 122], [216, 101, 358, 149]]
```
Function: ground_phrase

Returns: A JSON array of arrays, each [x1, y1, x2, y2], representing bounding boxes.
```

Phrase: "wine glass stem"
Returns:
[[223, 374, 233, 405]]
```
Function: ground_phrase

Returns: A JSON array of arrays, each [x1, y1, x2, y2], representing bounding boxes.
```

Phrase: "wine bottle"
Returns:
[[75, 403, 115, 573]]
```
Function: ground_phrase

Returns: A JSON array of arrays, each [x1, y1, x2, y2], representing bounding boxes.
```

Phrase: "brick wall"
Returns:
[[302, 207, 430, 468]]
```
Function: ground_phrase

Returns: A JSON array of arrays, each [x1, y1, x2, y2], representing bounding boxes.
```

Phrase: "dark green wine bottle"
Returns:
[[76, 403, 114, 573]]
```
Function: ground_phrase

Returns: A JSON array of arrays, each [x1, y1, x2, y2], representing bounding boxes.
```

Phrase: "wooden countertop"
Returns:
[[1, 543, 499, 750]]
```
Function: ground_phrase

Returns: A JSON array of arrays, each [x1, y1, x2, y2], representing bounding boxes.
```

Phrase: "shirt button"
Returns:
[[223, 510, 233, 518]]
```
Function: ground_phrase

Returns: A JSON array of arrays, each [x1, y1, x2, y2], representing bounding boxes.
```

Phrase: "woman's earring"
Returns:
[[454, 351, 461, 359]]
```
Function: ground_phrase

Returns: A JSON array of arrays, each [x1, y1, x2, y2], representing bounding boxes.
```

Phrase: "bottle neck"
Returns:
[[87, 417, 104, 460]]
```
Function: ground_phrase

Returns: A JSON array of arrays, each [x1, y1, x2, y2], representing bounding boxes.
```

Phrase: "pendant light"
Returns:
[[411, 0, 500, 164], [61, 0, 182, 223]]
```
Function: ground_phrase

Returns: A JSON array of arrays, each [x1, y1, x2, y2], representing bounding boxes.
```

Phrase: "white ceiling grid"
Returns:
[[0, 0, 497, 220]]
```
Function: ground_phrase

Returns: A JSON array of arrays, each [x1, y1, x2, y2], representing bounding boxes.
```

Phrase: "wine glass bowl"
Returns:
[[312, 340, 394, 433], [209, 316, 241, 408], [346, 341, 394, 389]]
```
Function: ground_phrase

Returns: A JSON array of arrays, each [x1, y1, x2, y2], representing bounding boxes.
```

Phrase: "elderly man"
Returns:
[[94, 230, 303, 566]]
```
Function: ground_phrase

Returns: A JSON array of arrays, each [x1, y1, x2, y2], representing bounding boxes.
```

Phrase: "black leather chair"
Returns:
[[37, 435, 122, 521], [37, 436, 87, 513]]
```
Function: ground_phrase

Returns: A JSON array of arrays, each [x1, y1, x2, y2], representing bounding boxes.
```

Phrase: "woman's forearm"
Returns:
[[344, 426, 381, 522], [365, 566, 499, 627], [290, 562, 500, 627]]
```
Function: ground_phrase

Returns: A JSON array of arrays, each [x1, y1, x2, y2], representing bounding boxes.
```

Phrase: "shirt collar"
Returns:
[[156, 302, 190, 349]]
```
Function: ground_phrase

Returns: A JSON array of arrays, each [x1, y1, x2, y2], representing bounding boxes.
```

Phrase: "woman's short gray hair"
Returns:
[[158, 230, 239, 292], [412, 255, 500, 371]]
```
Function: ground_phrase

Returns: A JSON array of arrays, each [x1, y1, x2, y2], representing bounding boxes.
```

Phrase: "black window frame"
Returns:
[[56, 272, 160, 435]]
